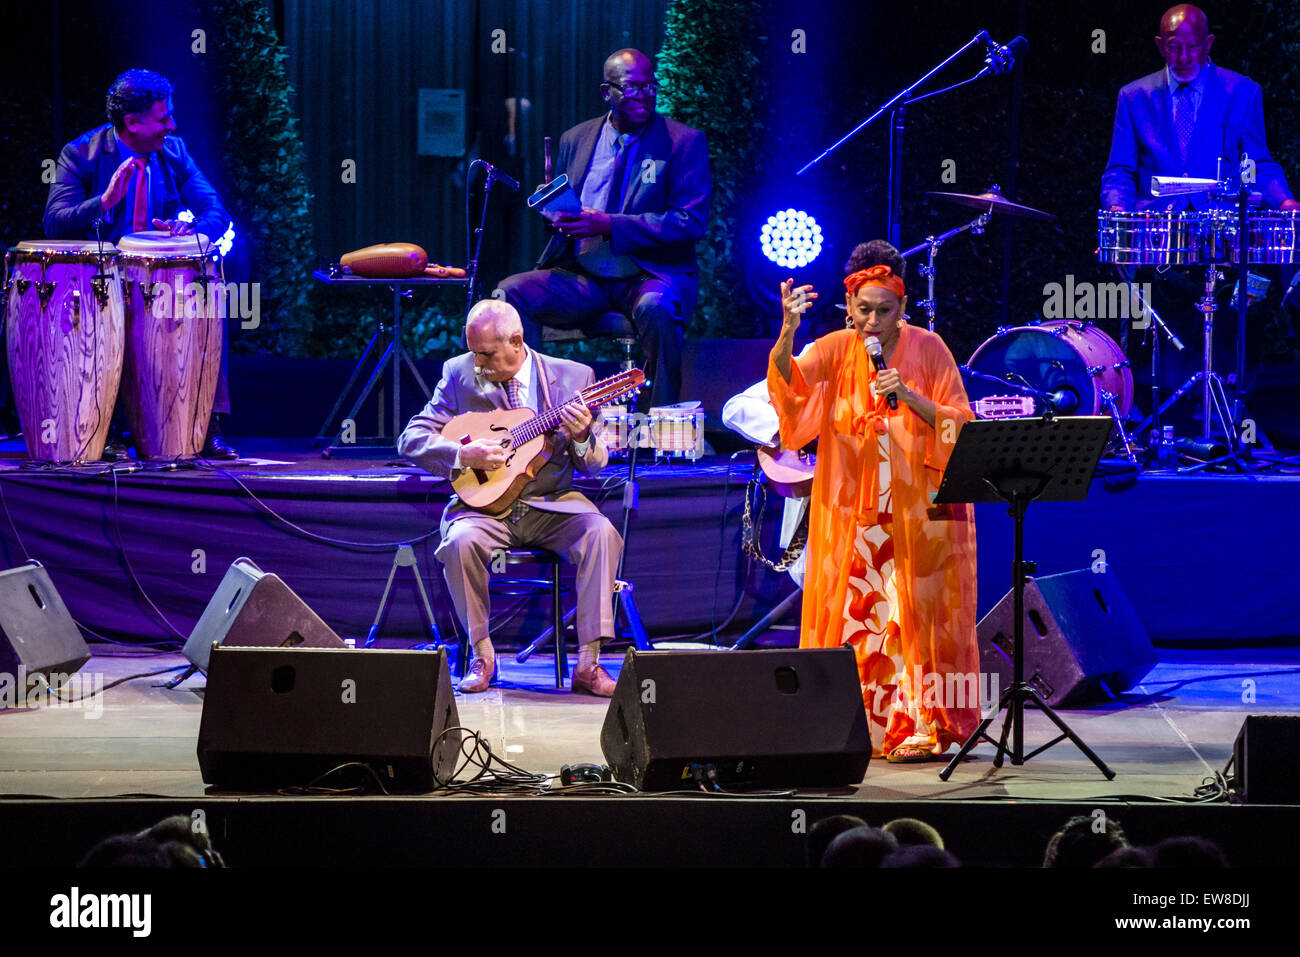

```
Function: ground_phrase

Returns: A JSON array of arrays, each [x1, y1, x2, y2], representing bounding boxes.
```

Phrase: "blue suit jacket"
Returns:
[[1101, 64, 1293, 211], [43, 125, 231, 243], [538, 113, 710, 309]]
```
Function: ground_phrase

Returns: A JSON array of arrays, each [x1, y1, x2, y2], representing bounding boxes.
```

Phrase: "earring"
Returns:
[[845, 316, 853, 329]]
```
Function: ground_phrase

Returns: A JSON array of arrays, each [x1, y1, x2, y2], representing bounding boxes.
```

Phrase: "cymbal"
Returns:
[[926, 185, 1056, 223]]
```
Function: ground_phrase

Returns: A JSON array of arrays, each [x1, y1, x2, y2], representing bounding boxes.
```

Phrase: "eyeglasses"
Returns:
[[603, 79, 658, 99]]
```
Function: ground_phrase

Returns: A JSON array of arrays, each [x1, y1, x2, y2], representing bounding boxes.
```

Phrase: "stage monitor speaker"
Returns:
[[978, 567, 1156, 707], [183, 558, 347, 673], [600, 647, 869, 791], [197, 645, 462, 792], [0, 561, 90, 690], [1231, 715, 1300, 805]]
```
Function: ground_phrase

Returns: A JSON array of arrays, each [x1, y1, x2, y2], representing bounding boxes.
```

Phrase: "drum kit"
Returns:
[[4, 231, 223, 463], [915, 177, 1290, 466]]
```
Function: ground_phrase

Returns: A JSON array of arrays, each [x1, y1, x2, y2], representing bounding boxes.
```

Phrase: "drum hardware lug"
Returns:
[[995, 325, 1011, 336], [1087, 364, 1104, 377], [139, 281, 159, 309], [71, 289, 81, 328], [14, 278, 30, 297], [1115, 360, 1132, 370], [121, 277, 135, 300], [90, 273, 113, 310], [37, 281, 56, 312], [1050, 325, 1068, 336]]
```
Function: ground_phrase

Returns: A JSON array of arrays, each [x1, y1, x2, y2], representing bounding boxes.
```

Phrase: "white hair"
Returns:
[[466, 299, 523, 342]]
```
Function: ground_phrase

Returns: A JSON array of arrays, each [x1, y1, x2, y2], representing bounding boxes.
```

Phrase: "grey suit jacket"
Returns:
[[398, 349, 609, 525], [1101, 64, 1293, 211]]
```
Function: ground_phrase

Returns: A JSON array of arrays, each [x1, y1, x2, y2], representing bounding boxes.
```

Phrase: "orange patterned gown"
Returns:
[[767, 324, 981, 757]]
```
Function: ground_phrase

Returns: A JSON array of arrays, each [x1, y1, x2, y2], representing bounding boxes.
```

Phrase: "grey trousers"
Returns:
[[436, 505, 622, 647]]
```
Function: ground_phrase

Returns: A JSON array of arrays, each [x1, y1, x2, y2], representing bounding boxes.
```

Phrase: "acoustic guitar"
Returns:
[[444, 368, 645, 512], [756, 394, 1035, 499]]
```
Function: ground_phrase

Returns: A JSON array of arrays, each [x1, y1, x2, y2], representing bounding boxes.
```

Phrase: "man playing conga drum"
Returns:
[[43, 68, 238, 460]]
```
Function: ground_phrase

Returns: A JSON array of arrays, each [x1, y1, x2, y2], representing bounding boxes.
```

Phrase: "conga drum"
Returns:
[[4, 241, 124, 462], [117, 231, 223, 459]]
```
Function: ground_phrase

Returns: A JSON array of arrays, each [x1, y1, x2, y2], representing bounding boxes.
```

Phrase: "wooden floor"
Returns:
[[2, 644, 1296, 803]]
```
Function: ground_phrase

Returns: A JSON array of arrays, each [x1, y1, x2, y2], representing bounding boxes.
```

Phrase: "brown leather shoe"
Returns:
[[458, 657, 497, 693], [572, 663, 616, 697]]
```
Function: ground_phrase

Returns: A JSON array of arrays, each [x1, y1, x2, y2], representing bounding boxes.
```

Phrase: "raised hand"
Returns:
[[780, 278, 817, 332], [100, 156, 147, 213]]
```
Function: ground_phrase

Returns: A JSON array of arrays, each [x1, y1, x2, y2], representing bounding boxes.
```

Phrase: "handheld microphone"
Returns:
[[977, 35, 1028, 79], [864, 336, 898, 410], [478, 159, 521, 192]]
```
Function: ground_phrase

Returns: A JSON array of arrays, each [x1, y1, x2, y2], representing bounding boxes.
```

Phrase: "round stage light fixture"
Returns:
[[759, 208, 824, 269]]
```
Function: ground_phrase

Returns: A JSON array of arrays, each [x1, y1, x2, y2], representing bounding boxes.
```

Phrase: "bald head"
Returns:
[[1156, 4, 1213, 83], [603, 48, 653, 81], [601, 48, 657, 133], [466, 299, 526, 382], [1160, 4, 1208, 37]]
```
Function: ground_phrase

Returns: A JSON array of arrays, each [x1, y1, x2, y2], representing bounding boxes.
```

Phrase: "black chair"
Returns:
[[456, 548, 570, 689]]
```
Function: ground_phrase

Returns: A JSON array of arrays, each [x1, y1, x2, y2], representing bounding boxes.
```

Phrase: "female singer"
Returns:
[[767, 242, 980, 762]]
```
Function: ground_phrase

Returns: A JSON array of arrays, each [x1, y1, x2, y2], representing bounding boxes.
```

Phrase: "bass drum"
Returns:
[[967, 321, 1133, 417]]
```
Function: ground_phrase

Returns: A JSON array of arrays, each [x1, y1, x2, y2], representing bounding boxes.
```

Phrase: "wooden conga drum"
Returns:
[[4, 241, 124, 462], [117, 231, 223, 459]]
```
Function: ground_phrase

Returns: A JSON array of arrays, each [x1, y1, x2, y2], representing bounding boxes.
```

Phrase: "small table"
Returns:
[[312, 270, 468, 457]]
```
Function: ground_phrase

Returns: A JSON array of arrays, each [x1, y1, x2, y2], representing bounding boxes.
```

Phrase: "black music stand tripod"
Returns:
[[936, 415, 1116, 781]]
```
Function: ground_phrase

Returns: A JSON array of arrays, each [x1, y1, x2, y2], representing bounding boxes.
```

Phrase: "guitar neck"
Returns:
[[505, 369, 645, 445], [508, 399, 584, 447]]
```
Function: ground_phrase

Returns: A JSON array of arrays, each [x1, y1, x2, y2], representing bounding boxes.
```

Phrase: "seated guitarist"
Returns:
[[399, 299, 623, 696]]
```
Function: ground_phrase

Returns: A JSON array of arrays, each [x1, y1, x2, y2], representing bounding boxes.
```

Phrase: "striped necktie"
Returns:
[[505, 377, 522, 409], [1174, 83, 1195, 166]]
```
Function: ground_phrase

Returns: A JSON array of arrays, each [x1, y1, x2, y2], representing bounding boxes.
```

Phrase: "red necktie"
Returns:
[[131, 161, 150, 232]]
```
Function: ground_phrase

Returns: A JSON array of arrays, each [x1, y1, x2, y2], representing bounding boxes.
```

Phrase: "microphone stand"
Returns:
[[465, 159, 514, 310], [797, 30, 1006, 245]]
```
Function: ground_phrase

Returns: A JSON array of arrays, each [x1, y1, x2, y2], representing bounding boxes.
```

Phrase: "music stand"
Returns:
[[935, 415, 1116, 781]]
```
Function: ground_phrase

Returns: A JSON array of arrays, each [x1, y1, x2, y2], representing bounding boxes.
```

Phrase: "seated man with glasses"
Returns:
[[495, 48, 711, 408]]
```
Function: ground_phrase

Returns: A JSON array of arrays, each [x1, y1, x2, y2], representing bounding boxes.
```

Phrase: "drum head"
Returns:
[[117, 231, 213, 256], [14, 240, 119, 254], [968, 326, 1093, 416]]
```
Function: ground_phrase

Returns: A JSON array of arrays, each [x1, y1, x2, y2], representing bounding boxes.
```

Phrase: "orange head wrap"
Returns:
[[844, 264, 906, 300]]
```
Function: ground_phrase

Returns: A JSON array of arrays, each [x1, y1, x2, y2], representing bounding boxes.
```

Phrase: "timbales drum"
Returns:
[[4, 241, 124, 462], [1097, 210, 1209, 265]]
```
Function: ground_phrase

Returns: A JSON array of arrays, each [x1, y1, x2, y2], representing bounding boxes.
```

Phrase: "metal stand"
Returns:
[[902, 211, 990, 332], [363, 544, 442, 649], [1133, 263, 1238, 456], [933, 416, 1115, 781], [311, 271, 466, 457], [729, 587, 803, 650], [514, 442, 653, 663]]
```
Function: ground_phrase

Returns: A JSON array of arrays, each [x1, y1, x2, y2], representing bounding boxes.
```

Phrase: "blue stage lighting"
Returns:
[[759, 208, 823, 269]]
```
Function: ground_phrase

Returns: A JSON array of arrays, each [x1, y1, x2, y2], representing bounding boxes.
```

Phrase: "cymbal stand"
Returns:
[[902, 211, 990, 332]]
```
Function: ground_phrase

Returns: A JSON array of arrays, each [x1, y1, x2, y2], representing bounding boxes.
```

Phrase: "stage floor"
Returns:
[[2, 644, 1299, 868], [3, 644, 1296, 802]]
